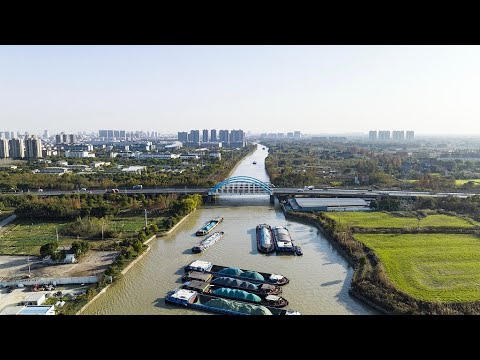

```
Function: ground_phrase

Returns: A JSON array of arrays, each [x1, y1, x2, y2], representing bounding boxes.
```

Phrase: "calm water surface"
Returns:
[[84, 145, 375, 315]]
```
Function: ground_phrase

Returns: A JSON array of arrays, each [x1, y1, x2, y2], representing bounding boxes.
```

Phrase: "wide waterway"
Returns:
[[84, 144, 375, 315]]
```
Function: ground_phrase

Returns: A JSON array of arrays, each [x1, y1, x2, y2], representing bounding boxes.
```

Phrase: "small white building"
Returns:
[[91, 161, 111, 168], [122, 166, 146, 174], [209, 152, 221, 160], [64, 254, 76, 264], [39, 167, 69, 174], [64, 150, 95, 158], [21, 293, 46, 306]]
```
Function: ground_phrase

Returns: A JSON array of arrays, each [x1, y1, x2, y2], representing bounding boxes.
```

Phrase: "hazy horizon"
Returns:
[[2, 45, 480, 135]]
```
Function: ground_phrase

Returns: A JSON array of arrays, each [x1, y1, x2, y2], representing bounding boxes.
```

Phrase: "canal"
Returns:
[[84, 144, 375, 315]]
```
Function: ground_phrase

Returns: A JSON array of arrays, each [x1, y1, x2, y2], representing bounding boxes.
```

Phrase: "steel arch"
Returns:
[[208, 176, 272, 195]]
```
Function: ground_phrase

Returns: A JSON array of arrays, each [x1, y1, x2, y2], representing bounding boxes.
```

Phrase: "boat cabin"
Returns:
[[170, 289, 197, 304]]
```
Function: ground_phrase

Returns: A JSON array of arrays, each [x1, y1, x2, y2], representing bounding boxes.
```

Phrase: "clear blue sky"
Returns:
[[1, 45, 479, 135]]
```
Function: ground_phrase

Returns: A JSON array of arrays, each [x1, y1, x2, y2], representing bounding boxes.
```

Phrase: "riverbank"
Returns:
[[77, 209, 197, 315], [76, 234, 156, 315], [285, 209, 480, 314], [159, 209, 195, 237]]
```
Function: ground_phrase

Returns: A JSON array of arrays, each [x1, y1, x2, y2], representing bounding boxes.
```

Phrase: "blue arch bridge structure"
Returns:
[[208, 176, 274, 203]]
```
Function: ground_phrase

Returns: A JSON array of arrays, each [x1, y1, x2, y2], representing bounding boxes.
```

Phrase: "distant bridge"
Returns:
[[208, 176, 273, 196], [4, 181, 477, 201]]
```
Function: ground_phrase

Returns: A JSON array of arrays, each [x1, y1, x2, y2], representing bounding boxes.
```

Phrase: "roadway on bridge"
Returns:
[[3, 187, 476, 198]]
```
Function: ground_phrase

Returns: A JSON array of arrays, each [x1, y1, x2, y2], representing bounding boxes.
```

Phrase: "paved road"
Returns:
[[2, 188, 477, 198]]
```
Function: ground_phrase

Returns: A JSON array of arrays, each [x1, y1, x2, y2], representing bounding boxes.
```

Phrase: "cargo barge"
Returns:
[[256, 224, 275, 254], [184, 260, 289, 286], [183, 280, 288, 308], [196, 217, 223, 236], [182, 273, 283, 295], [165, 288, 300, 315], [192, 231, 225, 253], [272, 226, 296, 254]]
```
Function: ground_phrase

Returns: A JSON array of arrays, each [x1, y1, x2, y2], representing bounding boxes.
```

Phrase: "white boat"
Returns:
[[192, 231, 225, 253]]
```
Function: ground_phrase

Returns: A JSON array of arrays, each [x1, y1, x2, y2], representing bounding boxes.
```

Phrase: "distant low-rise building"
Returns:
[[64, 150, 95, 158], [122, 166, 146, 174], [288, 198, 371, 212], [21, 293, 46, 306], [91, 161, 111, 168], [209, 152, 221, 160], [38, 167, 69, 174]]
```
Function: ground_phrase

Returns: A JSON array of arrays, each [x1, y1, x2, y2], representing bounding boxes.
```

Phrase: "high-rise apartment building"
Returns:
[[378, 130, 391, 141], [0, 139, 9, 158], [43, 130, 49, 140], [294, 131, 301, 138], [9, 138, 25, 159], [202, 129, 209, 143], [406, 130, 415, 141], [177, 132, 188, 143], [210, 129, 217, 142], [25, 136, 42, 159], [189, 130, 200, 143], [287, 132, 294, 138], [230, 129, 245, 142], [369, 130, 377, 141], [219, 130, 229, 143], [392, 130, 405, 142]]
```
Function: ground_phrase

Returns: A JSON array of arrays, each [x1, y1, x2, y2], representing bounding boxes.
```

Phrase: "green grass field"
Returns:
[[355, 233, 480, 302], [325, 212, 478, 228], [0, 214, 165, 255], [111, 215, 166, 232], [455, 179, 480, 186], [0, 220, 73, 255]]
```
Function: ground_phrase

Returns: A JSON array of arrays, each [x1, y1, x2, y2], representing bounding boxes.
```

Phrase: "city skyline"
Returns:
[[2, 46, 480, 134]]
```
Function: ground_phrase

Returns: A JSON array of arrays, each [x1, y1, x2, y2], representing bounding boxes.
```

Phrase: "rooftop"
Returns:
[[294, 198, 368, 208], [24, 293, 46, 302]]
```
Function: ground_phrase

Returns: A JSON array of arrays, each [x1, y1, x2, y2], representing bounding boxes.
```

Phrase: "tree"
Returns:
[[40, 242, 58, 257], [71, 240, 90, 257]]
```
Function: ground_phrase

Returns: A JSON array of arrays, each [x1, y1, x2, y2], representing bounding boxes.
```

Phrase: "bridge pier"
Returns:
[[270, 194, 275, 205], [207, 195, 218, 203]]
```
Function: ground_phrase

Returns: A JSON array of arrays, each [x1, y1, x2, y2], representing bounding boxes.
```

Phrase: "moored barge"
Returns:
[[256, 224, 275, 254], [184, 260, 289, 286], [165, 288, 300, 315], [183, 280, 288, 308], [182, 274, 282, 295], [192, 231, 225, 253], [272, 226, 296, 254], [196, 217, 223, 236]]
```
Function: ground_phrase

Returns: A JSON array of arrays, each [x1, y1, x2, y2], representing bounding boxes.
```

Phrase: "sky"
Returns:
[[1, 45, 480, 135]]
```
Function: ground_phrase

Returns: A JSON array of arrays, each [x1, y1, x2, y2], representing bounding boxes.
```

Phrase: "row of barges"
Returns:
[[165, 260, 301, 315]]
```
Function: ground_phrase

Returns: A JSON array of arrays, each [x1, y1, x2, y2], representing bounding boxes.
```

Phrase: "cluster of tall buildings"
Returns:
[[0, 131, 16, 140], [98, 130, 127, 141], [98, 130, 161, 141], [369, 130, 414, 142], [259, 131, 301, 139], [55, 133, 77, 144], [178, 129, 245, 147], [0, 136, 43, 159]]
